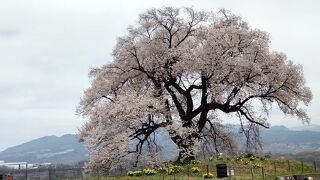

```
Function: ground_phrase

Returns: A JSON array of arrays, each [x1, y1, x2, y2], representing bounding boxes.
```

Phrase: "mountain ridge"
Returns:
[[0, 125, 319, 164], [0, 134, 87, 164]]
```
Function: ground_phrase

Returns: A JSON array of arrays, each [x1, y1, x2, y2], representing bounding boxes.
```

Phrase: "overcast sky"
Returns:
[[0, 0, 319, 150]]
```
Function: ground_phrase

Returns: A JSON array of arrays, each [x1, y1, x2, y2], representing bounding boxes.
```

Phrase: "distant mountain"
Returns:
[[0, 134, 87, 164], [0, 131, 177, 165], [290, 124, 320, 132], [261, 125, 320, 154], [222, 125, 320, 154], [1, 125, 320, 164]]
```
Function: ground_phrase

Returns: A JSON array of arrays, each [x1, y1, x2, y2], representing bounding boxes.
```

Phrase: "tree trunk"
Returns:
[[170, 133, 196, 162]]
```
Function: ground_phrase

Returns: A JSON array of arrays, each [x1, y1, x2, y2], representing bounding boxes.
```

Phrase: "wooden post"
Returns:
[[301, 161, 304, 173], [274, 162, 277, 177], [206, 165, 209, 175], [287, 160, 291, 172], [262, 167, 265, 180], [314, 161, 317, 172], [187, 165, 190, 179], [251, 168, 254, 180]]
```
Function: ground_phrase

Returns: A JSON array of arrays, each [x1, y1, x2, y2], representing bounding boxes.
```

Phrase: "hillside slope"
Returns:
[[0, 134, 87, 164], [261, 126, 320, 153]]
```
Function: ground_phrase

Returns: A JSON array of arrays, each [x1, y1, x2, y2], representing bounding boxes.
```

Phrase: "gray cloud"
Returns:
[[0, 30, 19, 37]]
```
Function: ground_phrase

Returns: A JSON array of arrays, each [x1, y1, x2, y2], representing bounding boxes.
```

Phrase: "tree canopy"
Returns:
[[77, 7, 312, 175]]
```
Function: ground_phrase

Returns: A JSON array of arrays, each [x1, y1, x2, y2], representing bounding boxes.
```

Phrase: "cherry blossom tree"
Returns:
[[77, 7, 312, 174]]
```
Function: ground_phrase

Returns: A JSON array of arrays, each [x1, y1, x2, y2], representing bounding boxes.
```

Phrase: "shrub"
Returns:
[[250, 156, 256, 161], [142, 168, 157, 176], [135, 170, 143, 176], [190, 160, 201, 164], [127, 171, 135, 176], [203, 172, 214, 178], [167, 165, 184, 175], [158, 167, 167, 173], [260, 157, 266, 161], [217, 156, 224, 160], [127, 168, 157, 176], [191, 166, 201, 173], [245, 153, 254, 158], [235, 156, 242, 161], [252, 163, 262, 168], [127, 170, 143, 176]]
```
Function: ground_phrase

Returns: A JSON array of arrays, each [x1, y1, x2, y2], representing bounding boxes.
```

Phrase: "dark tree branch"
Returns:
[[164, 84, 186, 119], [128, 115, 167, 164], [101, 95, 115, 103]]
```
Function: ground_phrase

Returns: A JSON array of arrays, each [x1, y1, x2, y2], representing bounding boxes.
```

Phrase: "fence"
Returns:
[[0, 160, 319, 179], [0, 167, 84, 180], [157, 160, 320, 180]]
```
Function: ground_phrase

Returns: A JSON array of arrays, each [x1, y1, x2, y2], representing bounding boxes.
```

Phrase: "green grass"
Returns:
[[81, 157, 317, 180]]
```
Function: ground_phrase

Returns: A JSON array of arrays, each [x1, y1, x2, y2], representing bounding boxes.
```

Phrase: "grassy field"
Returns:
[[82, 156, 317, 180]]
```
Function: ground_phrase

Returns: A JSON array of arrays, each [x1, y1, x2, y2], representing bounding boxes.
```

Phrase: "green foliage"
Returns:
[[208, 156, 215, 161], [157, 166, 167, 174], [244, 153, 255, 158], [191, 166, 201, 173], [249, 156, 256, 161], [190, 160, 201, 164], [203, 172, 214, 178], [209, 154, 224, 161], [217, 156, 224, 160], [142, 168, 157, 175], [252, 162, 262, 168], [167, 164, 184, 175], [100, 157, 316, 180], [234, 154, 267, 169], [259, 157, 266, 161], [126, 170, 143, 176], [127, 168, 157, 176]]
